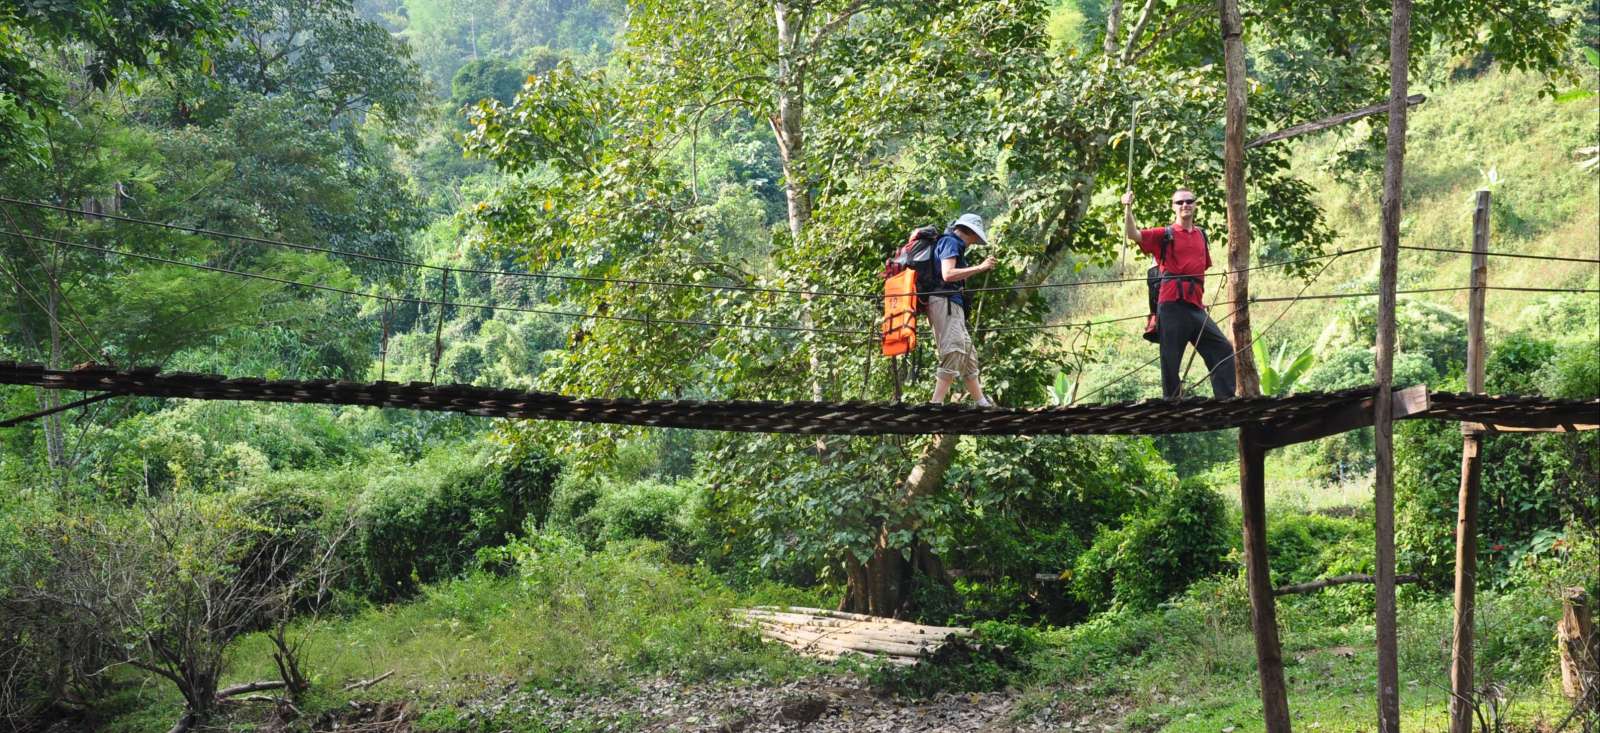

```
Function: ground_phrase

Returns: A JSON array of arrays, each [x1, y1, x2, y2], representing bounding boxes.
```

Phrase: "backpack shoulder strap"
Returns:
[[1160, 225, 1174, 269]]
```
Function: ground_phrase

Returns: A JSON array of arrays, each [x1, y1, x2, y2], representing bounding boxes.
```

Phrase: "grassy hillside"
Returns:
[[1057, 66, 1598, 401]]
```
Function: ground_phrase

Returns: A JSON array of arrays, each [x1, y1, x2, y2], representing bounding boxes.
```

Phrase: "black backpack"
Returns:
[[887, 225, 945, 312], [1143, 225, 1207, 343]]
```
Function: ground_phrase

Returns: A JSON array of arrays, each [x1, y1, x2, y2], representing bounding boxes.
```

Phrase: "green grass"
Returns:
[[99, 539, 826, 732], [1017, 575, 1577, 732]]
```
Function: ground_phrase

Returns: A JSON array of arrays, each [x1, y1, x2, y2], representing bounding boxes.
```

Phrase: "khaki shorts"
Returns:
[[926, 296, 979, 381]]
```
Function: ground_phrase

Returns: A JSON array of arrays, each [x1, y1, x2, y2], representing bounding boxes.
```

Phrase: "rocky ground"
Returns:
[[423, 672, 1133, 733]]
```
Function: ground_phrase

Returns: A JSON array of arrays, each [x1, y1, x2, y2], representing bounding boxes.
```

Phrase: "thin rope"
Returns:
[[7, 229, 866, 337], [957, 245, 1381, 297], [2, 196, 1393, 302]]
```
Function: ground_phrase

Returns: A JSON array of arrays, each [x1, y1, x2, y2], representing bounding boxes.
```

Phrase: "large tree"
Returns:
[[465, 0, 1576, 615]]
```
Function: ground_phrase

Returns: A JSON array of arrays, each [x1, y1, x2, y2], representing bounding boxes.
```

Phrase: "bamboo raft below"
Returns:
[[736, 606, 973, 666]]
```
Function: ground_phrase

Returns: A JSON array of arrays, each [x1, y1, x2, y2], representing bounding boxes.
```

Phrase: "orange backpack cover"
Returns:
[[881, 269, 917, 357]]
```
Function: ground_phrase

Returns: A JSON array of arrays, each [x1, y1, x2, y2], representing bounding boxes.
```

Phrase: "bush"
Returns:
[[1484, 332, 1555, 394], [1265, 511, 1377, 620], [1396, 418, 1597, 589], [353, 442, 559, 599], [1070, 479, 1234, 612], [1537, 336, 1600, 398]]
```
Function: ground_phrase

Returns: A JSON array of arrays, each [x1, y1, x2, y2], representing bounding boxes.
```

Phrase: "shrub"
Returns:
[[353, 442, 559, 599], [546, 474, 700, 556], [1396, 417, 1597, 589], [1537, 337, 1600, 398], [1484, 332, 1555, 394], [1265, 511, 1377, 621], [587, 478, 698, 551], [1070, 479, 1234, 612]]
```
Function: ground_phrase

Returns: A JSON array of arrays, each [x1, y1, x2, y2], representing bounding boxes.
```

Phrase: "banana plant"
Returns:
[[1253, 340, 1316, 395], [1050, 370, 1076, 406]]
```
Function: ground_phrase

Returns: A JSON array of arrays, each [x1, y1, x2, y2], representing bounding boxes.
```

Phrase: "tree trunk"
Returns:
[[1103, 0, 1125, 55], [771, 2, 824, 406], [842, 434, 960, 615]]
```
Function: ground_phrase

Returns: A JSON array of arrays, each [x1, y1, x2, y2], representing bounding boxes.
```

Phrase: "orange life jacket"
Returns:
[[881, 269, 917, 357]]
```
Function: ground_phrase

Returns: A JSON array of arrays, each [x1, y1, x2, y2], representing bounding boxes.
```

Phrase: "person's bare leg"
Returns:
[[932, 373, 956, 404], [963, 376, 992, 406]]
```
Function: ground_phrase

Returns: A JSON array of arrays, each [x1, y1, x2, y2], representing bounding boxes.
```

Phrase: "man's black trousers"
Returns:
[[1156, 300, 1237, 399]]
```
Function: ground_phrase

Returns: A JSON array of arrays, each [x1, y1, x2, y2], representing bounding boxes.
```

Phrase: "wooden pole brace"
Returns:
[[1246, 94, 1426, 149]]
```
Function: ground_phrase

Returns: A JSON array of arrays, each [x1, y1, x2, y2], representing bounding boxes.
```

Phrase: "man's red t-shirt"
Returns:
[[1138, 225, 1210, 308]]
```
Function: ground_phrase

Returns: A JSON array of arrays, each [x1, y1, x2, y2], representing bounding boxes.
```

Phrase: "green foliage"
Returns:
[[1396, 413, 1598, 589], [1265, 510, 1377, 620], [182, 0, 425, 134], [1313, 296, 1467, 379], [353, 442, 560, 599], [1485, 332, 1555, 394], [451, 58, 526, 110], [1252, 339, 1316, 395], [1069, 479, 1234, 612], [545, 474, 700, 559], [400, 0, 617, 93], [0, 0, 228, 161], [1538, 337, 1600, 397]]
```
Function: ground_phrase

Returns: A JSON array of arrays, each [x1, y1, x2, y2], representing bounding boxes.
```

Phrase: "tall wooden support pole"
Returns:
[[1374, 0, 1413, 729], [1220, 0, 1260, 398], [1448, 190, 1490, 733], [1220, 1, 1283, 728], [1241, 426, 1293, 731]]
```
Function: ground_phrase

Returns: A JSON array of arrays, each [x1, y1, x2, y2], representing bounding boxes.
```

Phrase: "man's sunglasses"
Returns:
[[1172, 199, 1197, 206]]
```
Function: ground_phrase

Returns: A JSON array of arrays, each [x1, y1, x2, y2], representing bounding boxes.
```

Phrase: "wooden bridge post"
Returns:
[[1221, 0, 1287, 724], [1448, 189, 1490, 733], [1241, 425, 1292, 732], [1374, 0, 1413, 728]]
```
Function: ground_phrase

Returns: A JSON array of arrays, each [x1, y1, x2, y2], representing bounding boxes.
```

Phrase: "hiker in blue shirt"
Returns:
[[928, 213, 998, 407]]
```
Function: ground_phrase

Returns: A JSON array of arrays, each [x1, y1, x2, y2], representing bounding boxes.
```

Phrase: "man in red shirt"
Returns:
[[1121, 188, 1237, 399]]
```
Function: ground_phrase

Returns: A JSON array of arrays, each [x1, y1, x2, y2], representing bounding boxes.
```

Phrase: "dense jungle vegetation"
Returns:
[[0, 0, 1595, 731]]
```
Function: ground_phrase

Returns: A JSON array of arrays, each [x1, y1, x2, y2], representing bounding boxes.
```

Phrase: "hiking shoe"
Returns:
[[975, 397, 995, 408]]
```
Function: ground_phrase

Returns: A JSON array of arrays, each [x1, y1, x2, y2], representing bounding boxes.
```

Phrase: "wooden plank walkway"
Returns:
[[736, 607, 973, 665], [1, 362, 1594, 437]]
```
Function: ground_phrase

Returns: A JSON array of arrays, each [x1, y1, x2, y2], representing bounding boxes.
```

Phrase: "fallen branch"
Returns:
[[1274, 573, 1420, 596], [341, 670, 395, 692], [216, 680, 287, 699]]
